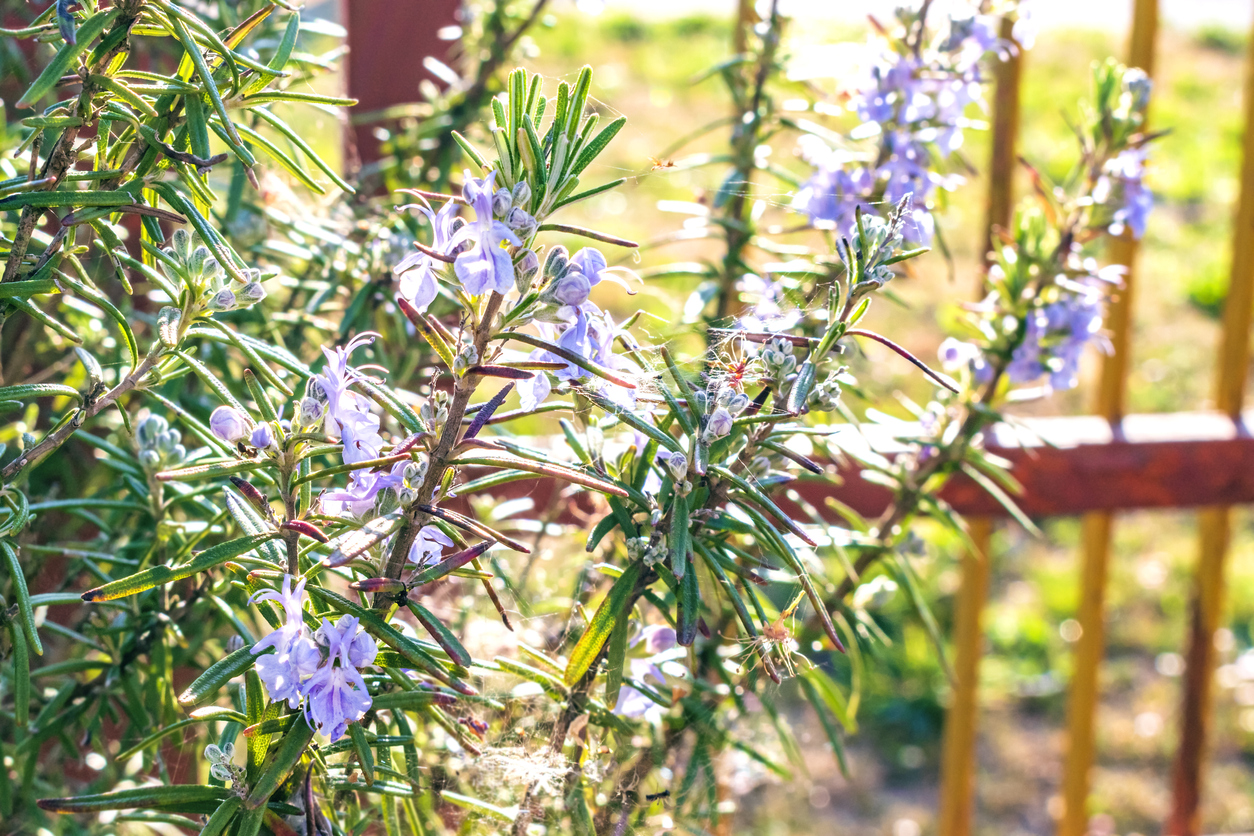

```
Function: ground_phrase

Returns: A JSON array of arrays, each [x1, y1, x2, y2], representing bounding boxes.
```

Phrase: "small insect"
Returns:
[[458, 716, 489, 738], [645, 790, 671, 802], [742, 590, 813, 680], [648, 156, 676, 170]]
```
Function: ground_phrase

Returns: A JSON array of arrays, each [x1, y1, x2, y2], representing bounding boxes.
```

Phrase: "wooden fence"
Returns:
[[343, 1, 1254, 833]]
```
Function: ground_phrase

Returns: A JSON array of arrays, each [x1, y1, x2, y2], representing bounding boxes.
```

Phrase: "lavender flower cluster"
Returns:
[[250, 576, 377, 741], [392, 170, 638, 412], [792, 9, 1011, 242]]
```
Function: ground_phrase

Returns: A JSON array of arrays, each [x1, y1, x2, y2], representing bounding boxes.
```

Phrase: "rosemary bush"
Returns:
[[0, 2, 1155, 834]]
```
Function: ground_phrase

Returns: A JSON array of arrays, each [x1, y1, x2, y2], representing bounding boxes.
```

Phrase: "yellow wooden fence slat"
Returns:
[[1059, 3, 1159, 835], [937, 518, 994, 836], [1167, 4, 1254, 831], [1059, 513, 1116, 836], [935, 13, 1025, 832], [981, 16, 1023, 268]]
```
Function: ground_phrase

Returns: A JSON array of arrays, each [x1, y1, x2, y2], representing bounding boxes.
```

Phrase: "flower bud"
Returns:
[[809, 377, 842, 412], [492, 188, 513, 218], [552, 271, 592, 307], [210, 406, 251, 443], [507, 207, 538, 239], [139, 449, 161, 468], [169, 228, 192, 262], [544, 246, 570, 280], [250, 423, 274, 450], [207, 288, 237, 312], [515, 248, 540, 294], [155, 428, 181, 455], [187, 245, 211, 278], [690, 389, 708, 414], [725, 392, 751, 415], [297, 397, 325, 430], [136, 415, 168, 449], [237, 281, 267, 305], [512, 181, 531, 209], [404, 458, 428, 485], [705, 407, 734, 440], [659, 451, 688, 482]]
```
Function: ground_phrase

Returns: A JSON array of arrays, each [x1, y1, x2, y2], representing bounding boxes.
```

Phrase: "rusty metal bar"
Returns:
[[1058, 2, 1158, 833], [1167, 2, 1254, 830]]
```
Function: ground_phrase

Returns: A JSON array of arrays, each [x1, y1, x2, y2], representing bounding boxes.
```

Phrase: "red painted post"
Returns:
[[342, 0, 462, 168]]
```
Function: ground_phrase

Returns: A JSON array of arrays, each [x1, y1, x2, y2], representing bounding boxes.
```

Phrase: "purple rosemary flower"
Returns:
[[791, 136, 874, 236], [1099, 148, 1152, 240], [302, 615, 377, 741], [321, 462, 406, 519], [613, 625, 681, 722], [937, 337, 981, 372], [251, 576, 321, 709], [1006, 283, 1107, 392], [569, 247, 608, 285], [313, 334, 380, 451], [250, 423, 274, 451], [394, 199, 461, 312], [453, 170, 522, 297], [517, 348, 553, 412], [210, 406, 251, 443], [408, 524, 453, 567], [313, 334, 408, 517]]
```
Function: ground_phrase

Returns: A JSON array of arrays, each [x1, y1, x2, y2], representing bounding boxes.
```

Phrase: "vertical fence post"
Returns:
[[342, 0, 462, 168], [935, 17, 1023, 833], [1166, 7, 1254, 831], [1058, 4, 1158, 836], [981, 16, 1022, 267], [937, 519, 994, 836]]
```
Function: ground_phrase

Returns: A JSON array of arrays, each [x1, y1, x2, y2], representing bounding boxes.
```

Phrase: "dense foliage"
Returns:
[[0, 1, 1155, 834]]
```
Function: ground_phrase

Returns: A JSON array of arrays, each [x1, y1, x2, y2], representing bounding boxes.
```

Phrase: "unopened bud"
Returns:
[[552, 271, 591, 307], [492, 188, 513, 218], [704, 407, 734, 440], [544, 245, 570, 280], [507, 207, 538, 238], [210, 406, 251, 443], [250, 423, 274, 450], [237, 281, 267, 305], [207, 288, 236, 312], [515, 248, 540, 294], [512, 181, 531, 209]]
